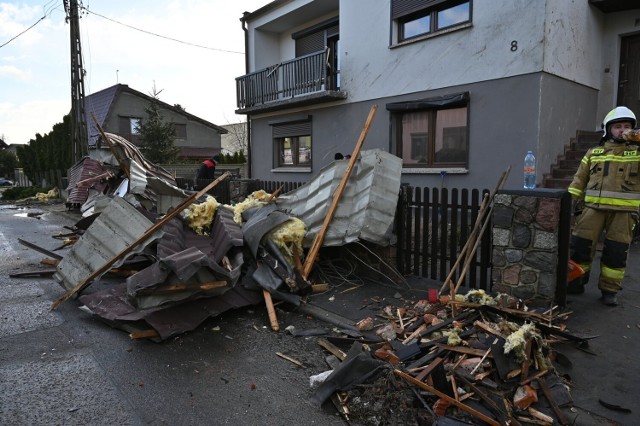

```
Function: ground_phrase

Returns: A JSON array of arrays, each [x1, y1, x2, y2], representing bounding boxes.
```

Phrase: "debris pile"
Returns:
[[11, 111, 587, 423], [37, 125, 402, 342], [309, 289, 586, 425]]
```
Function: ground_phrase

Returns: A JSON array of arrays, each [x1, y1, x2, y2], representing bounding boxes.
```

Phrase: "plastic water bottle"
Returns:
[[524, 151, 536, 189]]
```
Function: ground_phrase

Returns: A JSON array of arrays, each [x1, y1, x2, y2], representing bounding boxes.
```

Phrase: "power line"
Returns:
[[81, 6, 244, 55], [0, 17, 45, 49], [0, 2, 60, 49]]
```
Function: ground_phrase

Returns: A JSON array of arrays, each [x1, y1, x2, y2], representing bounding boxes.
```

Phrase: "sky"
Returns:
[[0, 0, 271, 145]]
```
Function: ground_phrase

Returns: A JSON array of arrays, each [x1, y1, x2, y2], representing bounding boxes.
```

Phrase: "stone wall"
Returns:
[[491, 189, 571, 303]]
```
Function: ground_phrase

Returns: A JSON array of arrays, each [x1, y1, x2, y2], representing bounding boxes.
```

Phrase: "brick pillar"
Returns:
[[491, 189, 571, 304]]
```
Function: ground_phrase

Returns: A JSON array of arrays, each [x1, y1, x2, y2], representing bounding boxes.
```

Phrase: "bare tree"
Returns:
[[221, 121, 248, 155]]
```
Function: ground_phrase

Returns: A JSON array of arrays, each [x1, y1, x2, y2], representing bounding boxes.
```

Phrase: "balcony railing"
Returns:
[[236, 50, 341, 111]]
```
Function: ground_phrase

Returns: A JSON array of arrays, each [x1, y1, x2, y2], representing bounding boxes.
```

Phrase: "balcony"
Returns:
[[235, 50, 346, 115]]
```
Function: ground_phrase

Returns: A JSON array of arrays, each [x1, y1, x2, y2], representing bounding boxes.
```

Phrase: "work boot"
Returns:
[[566, 279, 585, 294], [600, 291, 618, 306]]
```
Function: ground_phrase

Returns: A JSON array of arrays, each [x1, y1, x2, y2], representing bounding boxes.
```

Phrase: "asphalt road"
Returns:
[[3, 198, 640, 425], [0, 201, 344, 426]]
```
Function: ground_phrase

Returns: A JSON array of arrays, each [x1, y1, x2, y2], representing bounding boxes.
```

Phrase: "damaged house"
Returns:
[[236, 0, 640, 191], [85, 83, 227, 163]]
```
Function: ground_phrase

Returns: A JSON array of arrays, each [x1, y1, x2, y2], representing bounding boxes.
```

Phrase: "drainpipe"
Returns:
[[241, 12, 252, 179]]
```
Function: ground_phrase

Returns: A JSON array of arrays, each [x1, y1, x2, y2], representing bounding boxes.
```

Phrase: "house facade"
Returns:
[[85, 84, 226, 162], [236, 0, 640, 190]]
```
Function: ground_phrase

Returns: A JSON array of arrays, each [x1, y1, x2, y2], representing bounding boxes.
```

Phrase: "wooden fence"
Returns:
[[396, 186, 492, 290]]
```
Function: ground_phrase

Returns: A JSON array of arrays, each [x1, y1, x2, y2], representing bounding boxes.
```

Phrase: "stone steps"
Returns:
[[542, 130, 601, 189]]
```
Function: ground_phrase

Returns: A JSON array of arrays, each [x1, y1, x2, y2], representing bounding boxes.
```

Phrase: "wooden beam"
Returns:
[[302, 105, 378, 280], [51, 172, 232, 309]]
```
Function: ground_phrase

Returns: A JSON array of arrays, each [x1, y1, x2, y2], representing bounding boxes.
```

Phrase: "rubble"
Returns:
[[10, 120, 593, 424], [308, 292, 583, 425]]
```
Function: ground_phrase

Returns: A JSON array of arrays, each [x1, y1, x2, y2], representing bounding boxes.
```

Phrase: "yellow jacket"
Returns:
[[568, 140, 640, 211]]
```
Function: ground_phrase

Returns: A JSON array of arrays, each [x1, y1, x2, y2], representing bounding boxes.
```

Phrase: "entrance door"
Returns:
[[618, 34, 640, 115]]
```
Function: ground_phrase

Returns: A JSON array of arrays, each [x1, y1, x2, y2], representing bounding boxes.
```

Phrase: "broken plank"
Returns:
[[263, 290, 279, 332], [454, 370, 520, 426], [394, 369, 500, 426], [18, 238, 63, 260], [317, 338, 347, 361], [538, 377, 570, 425], [129, 329, 159, 340], [436, 344, 495, 358], [276, 352, 304, 366], [9, 269, 56, 278], [135, 281, 227, 295], [414, 356, 444, 382]]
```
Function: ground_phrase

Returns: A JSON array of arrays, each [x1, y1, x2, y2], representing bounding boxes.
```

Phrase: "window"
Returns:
[[388, 93, 469, 168], [130, 118, 141, 135], [118, 116, 142, 142], [271, 119, 312, 168], [277, 136, 312, 167], [392, 0, 471, 42], [173, 123, 187, 139]]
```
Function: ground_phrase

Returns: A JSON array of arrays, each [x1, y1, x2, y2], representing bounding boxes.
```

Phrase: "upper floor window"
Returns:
[[392, 0, 471, 42], [118, 116, 142, 142], [130, 118, 141, 135], [173, 123, 187, 139], [388, 92, 469, 168]]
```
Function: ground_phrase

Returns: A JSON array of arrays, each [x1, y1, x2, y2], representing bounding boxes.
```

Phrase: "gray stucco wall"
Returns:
[[250, 72, 596, 191]]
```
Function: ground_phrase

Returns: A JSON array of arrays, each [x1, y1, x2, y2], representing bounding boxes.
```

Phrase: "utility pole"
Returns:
[[64, 0, 88, 163]]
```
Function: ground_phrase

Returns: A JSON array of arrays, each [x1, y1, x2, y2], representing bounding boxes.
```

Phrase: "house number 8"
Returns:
[[511, 40, 518, 52]]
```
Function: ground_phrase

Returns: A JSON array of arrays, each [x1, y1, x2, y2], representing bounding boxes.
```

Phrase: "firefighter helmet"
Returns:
[[602, 106, 637, 130]]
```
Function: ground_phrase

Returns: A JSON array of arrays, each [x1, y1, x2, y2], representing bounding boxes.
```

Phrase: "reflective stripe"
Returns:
[[588, 155, 640, 163], [584, 195, 640, 207], [568, 187, 583, 197], [601, 265, 625, 281], [585, 189, 640, 200]]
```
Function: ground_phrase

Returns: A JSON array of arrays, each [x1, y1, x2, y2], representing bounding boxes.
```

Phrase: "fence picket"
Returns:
[[397, 185, 491, 291]]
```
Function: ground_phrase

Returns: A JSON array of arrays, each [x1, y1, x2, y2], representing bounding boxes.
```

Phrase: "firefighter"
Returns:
[[567, 106, 640, 306]]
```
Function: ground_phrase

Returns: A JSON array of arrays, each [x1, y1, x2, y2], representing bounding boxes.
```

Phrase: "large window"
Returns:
[[271, 119, 312, 168], [388, 92, 469, 168], [392, 0, 471, 42]]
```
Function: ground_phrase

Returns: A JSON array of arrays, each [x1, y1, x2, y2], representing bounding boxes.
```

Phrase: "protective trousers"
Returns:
[[570, 207, 635, 293]]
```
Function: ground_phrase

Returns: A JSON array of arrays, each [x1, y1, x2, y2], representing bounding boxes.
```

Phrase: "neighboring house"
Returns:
[[0, 138, 6, 149], [236, 0, 640, 190], [220, 122, 248, 155], [85, 84, 227, 162]]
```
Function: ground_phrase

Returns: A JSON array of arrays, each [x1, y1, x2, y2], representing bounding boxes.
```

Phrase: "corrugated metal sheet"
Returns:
[[145, 177, 191, 215], [54, 196, 164, 291], [275, 149, 402, 247], [76, 205, 257, 341], [125, 207, 245, 310], [65, 157, 112, 205]]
